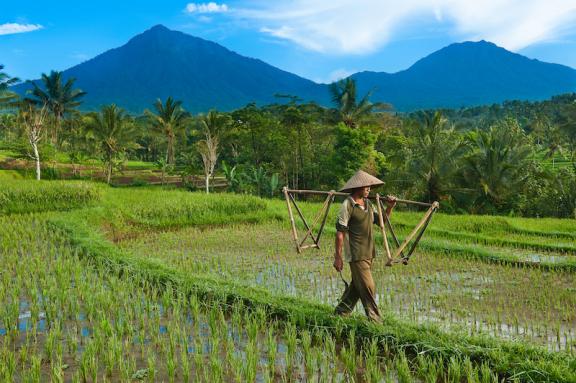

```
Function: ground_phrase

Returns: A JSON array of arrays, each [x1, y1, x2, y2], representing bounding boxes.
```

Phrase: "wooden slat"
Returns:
[[376, 194, 393, 266], [283, 187, 301, 253], [285, 188, 434, 207]]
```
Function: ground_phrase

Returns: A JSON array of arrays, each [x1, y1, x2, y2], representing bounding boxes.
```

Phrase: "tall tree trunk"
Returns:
[[205, 173, 210, 194], [106, 153, 113, 184], [32, 141, 41, 180], [167, 132, 175, 165], [107, 163, 112, 184], [54, 114, 61, 146]]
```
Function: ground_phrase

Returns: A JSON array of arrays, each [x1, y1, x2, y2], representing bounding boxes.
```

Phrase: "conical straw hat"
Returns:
[[339, 170, 384, 193]]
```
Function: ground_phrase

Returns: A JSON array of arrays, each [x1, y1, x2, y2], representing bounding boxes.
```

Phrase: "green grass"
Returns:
[[0, 170, 25, 181], [0, 180, 102, 214]]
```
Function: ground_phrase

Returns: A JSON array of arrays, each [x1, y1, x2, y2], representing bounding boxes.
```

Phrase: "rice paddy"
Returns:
[[119, 220, 576, 353], [2, 215, 436, 382], [1, 181, 575, 382]]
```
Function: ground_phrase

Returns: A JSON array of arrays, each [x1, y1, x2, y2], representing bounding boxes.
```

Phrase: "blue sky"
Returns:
[[2, 1, 576, 83]]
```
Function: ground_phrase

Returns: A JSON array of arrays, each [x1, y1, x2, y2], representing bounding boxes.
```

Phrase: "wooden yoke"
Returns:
[[283, 187, 439, 265], [283, 186, 335, 253], [376, 196, 439, 265]]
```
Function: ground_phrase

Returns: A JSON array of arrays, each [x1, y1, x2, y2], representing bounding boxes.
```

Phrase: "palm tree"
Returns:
[[542, 125, 566, 169], [462, 120, 533, 212], [329, 78, 390, 128], [86, 105, 136, 184], [0, 64, 19, 106], [558, 101, 576, 165], [145, 97, 188, 165], [27, 70, 86, 144], [407, 111, 465, 203]]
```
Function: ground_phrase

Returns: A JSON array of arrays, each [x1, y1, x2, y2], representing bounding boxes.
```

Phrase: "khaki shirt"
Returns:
[[336, 197, 380, 262]]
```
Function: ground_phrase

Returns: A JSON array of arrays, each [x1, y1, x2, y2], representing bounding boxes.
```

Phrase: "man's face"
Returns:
[[362, 186, 370, 197]]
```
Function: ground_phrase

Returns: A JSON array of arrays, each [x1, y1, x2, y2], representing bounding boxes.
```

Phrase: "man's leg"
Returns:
[[350, 259, 381, 322], [334, 265, 360, 316]]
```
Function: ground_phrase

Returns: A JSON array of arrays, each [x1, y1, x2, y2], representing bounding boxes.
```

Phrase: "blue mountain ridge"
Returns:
[[13, 25, 576, 113]]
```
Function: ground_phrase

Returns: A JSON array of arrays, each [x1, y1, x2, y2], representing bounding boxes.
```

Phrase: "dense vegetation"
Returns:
[[1, 65, 575, 218]]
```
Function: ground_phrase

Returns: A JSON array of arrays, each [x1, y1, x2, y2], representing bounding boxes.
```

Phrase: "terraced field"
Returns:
[[1, 180, 575, 382]]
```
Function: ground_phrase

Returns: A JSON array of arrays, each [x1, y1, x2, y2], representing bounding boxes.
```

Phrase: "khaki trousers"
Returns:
[[334, 258, 381, 322]]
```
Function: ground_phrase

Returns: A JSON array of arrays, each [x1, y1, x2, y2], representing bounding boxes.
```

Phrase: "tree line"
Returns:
[[0, 65, 575, 218]]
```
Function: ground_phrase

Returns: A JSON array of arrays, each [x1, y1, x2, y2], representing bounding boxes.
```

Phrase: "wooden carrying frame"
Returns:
[[282, 186, 439, 264]]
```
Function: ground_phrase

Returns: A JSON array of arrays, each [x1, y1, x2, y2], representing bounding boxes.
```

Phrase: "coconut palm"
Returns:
[[145, 97, 188, 165], [406, 111, 466, 203], [27, 70, 86, 144], [329, 78, 390, 129], [85, 105, 136, 184], [462, 119, 533, 212], [0, 64, 19, 106], [558, 101, 576, 165]]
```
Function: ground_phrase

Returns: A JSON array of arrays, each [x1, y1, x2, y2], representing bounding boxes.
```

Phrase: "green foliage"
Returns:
[[221, 161, 240, 192], [1, 86, 576, 216], [332, 123, 377, 183], [0, 64, 19, 106], [404, 111, 465, 203], [461, 119, 533, 213]]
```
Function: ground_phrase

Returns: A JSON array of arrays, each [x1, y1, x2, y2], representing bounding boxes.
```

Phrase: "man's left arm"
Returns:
[[373, 195, 397, 224]]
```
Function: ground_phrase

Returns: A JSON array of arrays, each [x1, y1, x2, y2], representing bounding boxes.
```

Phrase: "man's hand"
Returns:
[[386, 195, 397, 209], [333, 255, 343, 272]]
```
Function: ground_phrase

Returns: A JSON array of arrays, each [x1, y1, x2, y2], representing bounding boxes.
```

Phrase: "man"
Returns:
[[333, 170, 396, 322]]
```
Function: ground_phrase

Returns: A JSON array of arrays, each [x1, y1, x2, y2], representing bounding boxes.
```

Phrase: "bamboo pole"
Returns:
[[376, 194, 393, 266], [285, 188, 433, 207], [283, 186, 301, 253], [403, 212, 433, 261], [315, 192, 335, 246], [297, 193, 331, 247], [381, 202, 405, 259], [393, 202, 439, 258], [288, 192, 321, 246], [403, 203, 438, 262]]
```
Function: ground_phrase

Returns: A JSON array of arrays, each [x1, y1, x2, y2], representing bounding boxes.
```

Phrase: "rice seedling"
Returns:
[[3, 182, 574, 382]]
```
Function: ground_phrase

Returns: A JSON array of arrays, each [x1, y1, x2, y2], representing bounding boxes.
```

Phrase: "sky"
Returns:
[[2, 0, 576, 84]]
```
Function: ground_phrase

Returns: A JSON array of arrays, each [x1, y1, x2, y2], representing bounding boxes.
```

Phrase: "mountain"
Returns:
[[14, 25, 329, 113], [351, 40, 576, 111], [13, 27, 576, 113]]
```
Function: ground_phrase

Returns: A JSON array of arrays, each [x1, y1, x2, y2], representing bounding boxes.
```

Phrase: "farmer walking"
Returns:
[[333, 170, 396, 322]]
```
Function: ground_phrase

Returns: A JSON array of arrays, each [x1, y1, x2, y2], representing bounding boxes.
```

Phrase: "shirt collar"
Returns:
[[348, 196, 367, 207]]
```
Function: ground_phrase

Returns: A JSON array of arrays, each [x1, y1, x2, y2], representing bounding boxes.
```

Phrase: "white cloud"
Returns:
[[235, 0, 576, 54], [185, 2, 228, 14], [315, 68, 356, 84], [0, 23, 43, 36], [71, 53, 89, 61]]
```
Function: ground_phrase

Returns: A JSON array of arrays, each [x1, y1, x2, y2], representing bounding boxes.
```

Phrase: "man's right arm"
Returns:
[[334, 200, 350, 272], [334, 231, 345, 272]]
